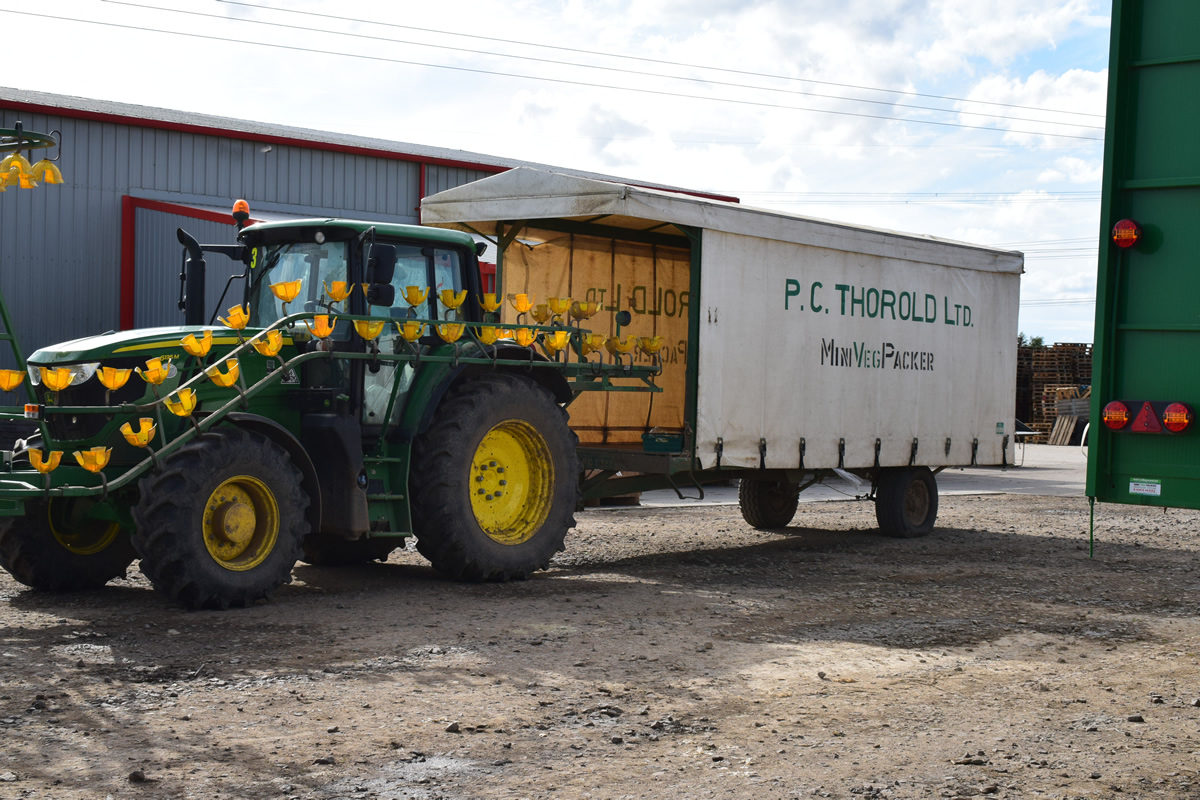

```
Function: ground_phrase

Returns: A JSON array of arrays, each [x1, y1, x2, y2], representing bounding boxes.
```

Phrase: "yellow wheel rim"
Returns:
[[47, 499, 120, 555], [202, 476, 279, 571], [469, 420, 554, 545]]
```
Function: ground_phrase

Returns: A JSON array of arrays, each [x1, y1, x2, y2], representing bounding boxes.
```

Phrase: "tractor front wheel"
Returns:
[[131, 428, 310, 609], [0, 498, 136, 591], [409, 373, 579, 581]]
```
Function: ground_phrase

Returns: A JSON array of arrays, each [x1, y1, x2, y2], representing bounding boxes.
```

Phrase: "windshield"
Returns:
[[248, 241, 349, 328]]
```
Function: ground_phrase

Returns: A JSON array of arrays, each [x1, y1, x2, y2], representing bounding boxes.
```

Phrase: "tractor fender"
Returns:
[[402, 346, 573, 439], [223, 412, 322, 538]]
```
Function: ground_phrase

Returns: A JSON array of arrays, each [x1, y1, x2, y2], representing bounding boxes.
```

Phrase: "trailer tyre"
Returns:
[[738, 478, 801, 529], [875, 466, 938, 538], [410, 373, 579, 581], [0, 499, 136, 591], [300, 533, 397, 566], [130, 428, 309, 609]]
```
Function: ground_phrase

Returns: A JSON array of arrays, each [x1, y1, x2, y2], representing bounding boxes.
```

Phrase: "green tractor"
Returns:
[[0, 203, 660, 608]]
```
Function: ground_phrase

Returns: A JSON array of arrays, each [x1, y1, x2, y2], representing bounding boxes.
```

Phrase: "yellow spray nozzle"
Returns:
[[398, 320, 426, 342], [542, 330, 572, 356], [515, 327, 538, 347], [252, 330, 284, 357], [73, 446, 112, 473], [580, 333, 607, 355], [305, 315, 337, 339], [477, 326, 499, 345], [97, 366, 133, 391], [479, 293, 502, 313], [547, 297, 572, 317], [436, 323, 465, 343], [440, 289, 468, 310], [134, 358, 171, 386], [39, 366, 74, 392], [509, 293, 533, 314], [219, 304, 250, 330], [181, 330, 213, 358], [638, 336, 665, 355], [605, 335, 637, 356], [165, 389, 197, 417], [206, 359, 241, 388], [354, 320, 387, 340], [324, 281, 351, 303], [570, 300, 602, 320], [0, 369, 24, 392], [28, 449, 62, 474], [120, 418, 157, 448], [530, 304, 552, 324], [269, 279, 303, 303], [402, 286, 430, 306]]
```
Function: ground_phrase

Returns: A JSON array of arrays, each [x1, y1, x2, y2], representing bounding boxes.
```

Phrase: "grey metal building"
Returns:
[[0, 88, 729, 378]]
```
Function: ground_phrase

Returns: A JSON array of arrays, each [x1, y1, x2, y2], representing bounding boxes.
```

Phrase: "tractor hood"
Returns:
[[27, 326, 249, 365]]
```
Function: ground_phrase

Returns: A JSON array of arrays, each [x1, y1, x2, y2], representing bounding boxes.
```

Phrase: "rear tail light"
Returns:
[[1103, 401, 1130, 430], [1112, 218, 1142, 249], [1103, 400, 1193, 434], [1163, 402, 1193, 433]]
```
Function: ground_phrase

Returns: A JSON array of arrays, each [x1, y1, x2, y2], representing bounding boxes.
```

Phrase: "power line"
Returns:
[[101, 0, 1103, 132], [216, 0, 1106, 121], [0, 9, 1104, 142]]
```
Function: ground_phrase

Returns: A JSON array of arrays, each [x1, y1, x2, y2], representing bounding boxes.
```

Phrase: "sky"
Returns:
[[4, 0, 1111, 343]]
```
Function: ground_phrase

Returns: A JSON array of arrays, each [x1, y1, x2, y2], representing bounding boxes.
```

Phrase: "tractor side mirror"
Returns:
[[366, 243, 396, 286], [366, 284, 395, 307]]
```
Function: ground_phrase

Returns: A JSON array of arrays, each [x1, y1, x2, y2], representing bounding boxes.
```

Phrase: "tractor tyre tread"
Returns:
[[409, 373, 578, 581], [130, 428, 309, 609], [0, 503, 136, 591]]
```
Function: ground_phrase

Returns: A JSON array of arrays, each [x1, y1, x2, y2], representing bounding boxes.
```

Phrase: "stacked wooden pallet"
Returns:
[[1020, 343, 1093, 443]]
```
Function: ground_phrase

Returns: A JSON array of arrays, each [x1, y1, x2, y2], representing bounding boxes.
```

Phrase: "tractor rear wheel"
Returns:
[[130, 428, 309, 609], [0, 498, 136, 591], [300, 533, 398, 566], [738, 478, 801, 529], [409, 373, 579, 581], [875, 466, 938, 538]]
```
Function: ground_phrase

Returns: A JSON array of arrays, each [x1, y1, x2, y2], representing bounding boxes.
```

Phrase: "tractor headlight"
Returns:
[[27, 362, 101, 387]]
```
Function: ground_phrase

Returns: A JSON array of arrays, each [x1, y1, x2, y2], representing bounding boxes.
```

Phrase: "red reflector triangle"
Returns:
[[1131, 402, 1162, 433]]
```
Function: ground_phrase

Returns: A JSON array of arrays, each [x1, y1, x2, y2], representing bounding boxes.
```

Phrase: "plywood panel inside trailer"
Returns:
[[500, 230, 690, 445]]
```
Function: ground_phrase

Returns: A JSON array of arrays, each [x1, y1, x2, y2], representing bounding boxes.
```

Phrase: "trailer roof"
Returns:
[[422, 168, 1024, 274]]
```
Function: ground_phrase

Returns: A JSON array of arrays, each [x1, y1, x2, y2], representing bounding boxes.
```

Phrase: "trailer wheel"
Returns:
[[300, 533, 398, 566], [738, 478, 800, 529], [0, 499, 136, 591], [130, 428, 309, 609], [875, 467, 938, 538], [410, 373, 579, 581]]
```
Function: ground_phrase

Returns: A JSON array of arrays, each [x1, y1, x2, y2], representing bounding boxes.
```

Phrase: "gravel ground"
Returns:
[[1, 492, 1199, 799]]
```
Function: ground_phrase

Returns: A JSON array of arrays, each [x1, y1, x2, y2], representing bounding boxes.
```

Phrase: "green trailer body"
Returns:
[[1087, 0, 1200, 508]]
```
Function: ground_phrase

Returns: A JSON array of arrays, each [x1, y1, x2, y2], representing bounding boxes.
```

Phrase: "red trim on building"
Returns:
[[119, 197, 242, 330], [1, 97, 739, 203], [1, 97, 510, 175]]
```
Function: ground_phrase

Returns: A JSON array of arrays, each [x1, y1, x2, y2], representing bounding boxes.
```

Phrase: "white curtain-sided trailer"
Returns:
[[423, 168, 1023, 534]]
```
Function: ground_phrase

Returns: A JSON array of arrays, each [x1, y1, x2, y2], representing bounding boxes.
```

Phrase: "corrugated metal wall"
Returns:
[[426, 165, 493, 196], [0, 106, 468, 363], [133, 210, 245, 330]]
